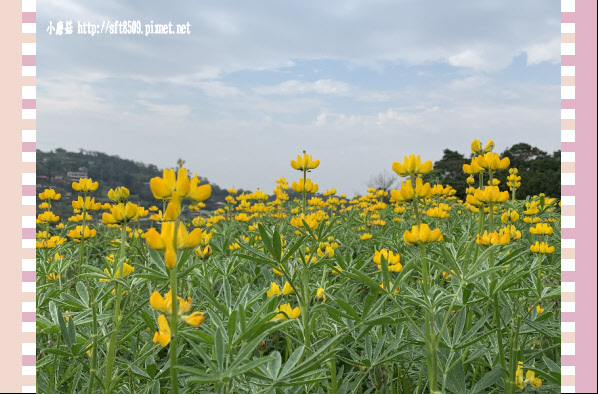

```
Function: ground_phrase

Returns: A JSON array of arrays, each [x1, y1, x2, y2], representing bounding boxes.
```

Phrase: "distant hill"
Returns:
[[36, 148, 240, 219]]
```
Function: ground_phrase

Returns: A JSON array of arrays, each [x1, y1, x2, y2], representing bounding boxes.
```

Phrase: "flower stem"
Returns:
[[76, 192, 88, 278], [169, 218, 181, 394], [103, 224, 127, 393], [88, 284, 98, 394]]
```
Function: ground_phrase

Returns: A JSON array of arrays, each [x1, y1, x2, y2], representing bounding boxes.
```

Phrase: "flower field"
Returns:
[[36, 140, 561, 393]]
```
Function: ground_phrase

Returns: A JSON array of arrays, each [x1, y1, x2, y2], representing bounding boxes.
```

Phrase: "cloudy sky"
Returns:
[[38, 1, 561, 195]]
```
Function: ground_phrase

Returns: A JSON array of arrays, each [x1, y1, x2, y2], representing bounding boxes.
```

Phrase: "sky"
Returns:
[[38, 1, 561, 196]]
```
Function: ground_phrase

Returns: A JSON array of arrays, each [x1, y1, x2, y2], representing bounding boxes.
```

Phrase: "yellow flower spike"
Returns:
[[37, 211, 60, 224], [470, 139, 482, 155], [315, 288, 326, 303], [290, 152, 320, 171], [100, 262, 135, 282], [46, 273, 60, 280], [282, 281, 295, 295], [530, 241, 555, 254], [475, 152, 510, 171], [67, 225, 97, 241], [152, 314, 172, 347], [145, 222, 204, 269], [403, 223, 443, 246], [271, 304, 301, 321], [39, 188, 62, 200], [72, 178, 99, 192], [516, 362, 524, 389], [72, 196, 102, 211], [463, 159, 484, 174], [379, 282, 400, 294], [187, 173, 212, 202], [149, 290, 172, 314], [291, 178, 319, 194], [501, 209, 519, 224], [525, 369, 542, 388], [502, 225, 522, 241], [184, 311, 205, 327], [150, 169, 176, 200], [529, 223, 553, 235], [107, 187, 130, 203], [178, 297, 192, 315], [102, 202, 140, 225], [483, 139, 495, 153], [266, 282, 281, 298], [391, 154, 433, 177], [163, 192, 182, 221], [473, 186, 509, 204], [194, 245, 213, 260]]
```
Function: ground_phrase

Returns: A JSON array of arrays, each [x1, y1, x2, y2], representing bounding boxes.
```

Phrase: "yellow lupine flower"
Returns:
[[291, 153, 320, 171], [184, 312, 205, 327], [101, 202, 140, 225], [271, 304, 301, 321], [46, 273, 60, 280], [463, 159, 484, 174], [474, 152, 510, 171], [36, 211, 60, 224], [473, 186, 509, 204], [470, 139, 482, 155], [145, 222, 203, 269], [425, 207, 449, 219], [502, 225, 521, 241], [152, 314, 171, 347], [476, 231, 510, 246], [528, 305, 544, 315], [291, 178, 319, 194], [391, 178, 431, 201], [515, 362, 542, 389], [501, 209, 520, 224], [149, 290, 192, 316], [529, 223, 553, 235], [530, 242, 555, 254], [150, 168, 211, 202], [391, 154, 433, 177], [67, 225, 97, 241], [373, 249, 401, 271], [100, 263, 135, 282], [403, 223, 443, 246], [39, 188, 62, 200], [315, 288, 326, 303], [36, 236, 66, 248], [107, 187, 130, 203], [72, 178, 99, 192], [72, 196, 102, 211], [266, 282, 281, 298], [282, 281, 295, 295]]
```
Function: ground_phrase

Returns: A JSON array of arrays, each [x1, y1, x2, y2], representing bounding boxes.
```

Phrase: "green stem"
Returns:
[[169, 219, 181, 394], [88, 284, 99, 394], [103, 224, 127, 393], [76, 192, 88, 277], [301, 262, 311, 354]]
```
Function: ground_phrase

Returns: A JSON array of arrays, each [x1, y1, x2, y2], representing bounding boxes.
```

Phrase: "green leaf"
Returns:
[[279, 346, 304, 378], [542, 355, 560, 374], [75, 282, 89, 308], [129, 364, 151, 379], [469, 366, 502, 394], [215, 327, 225, 373]]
